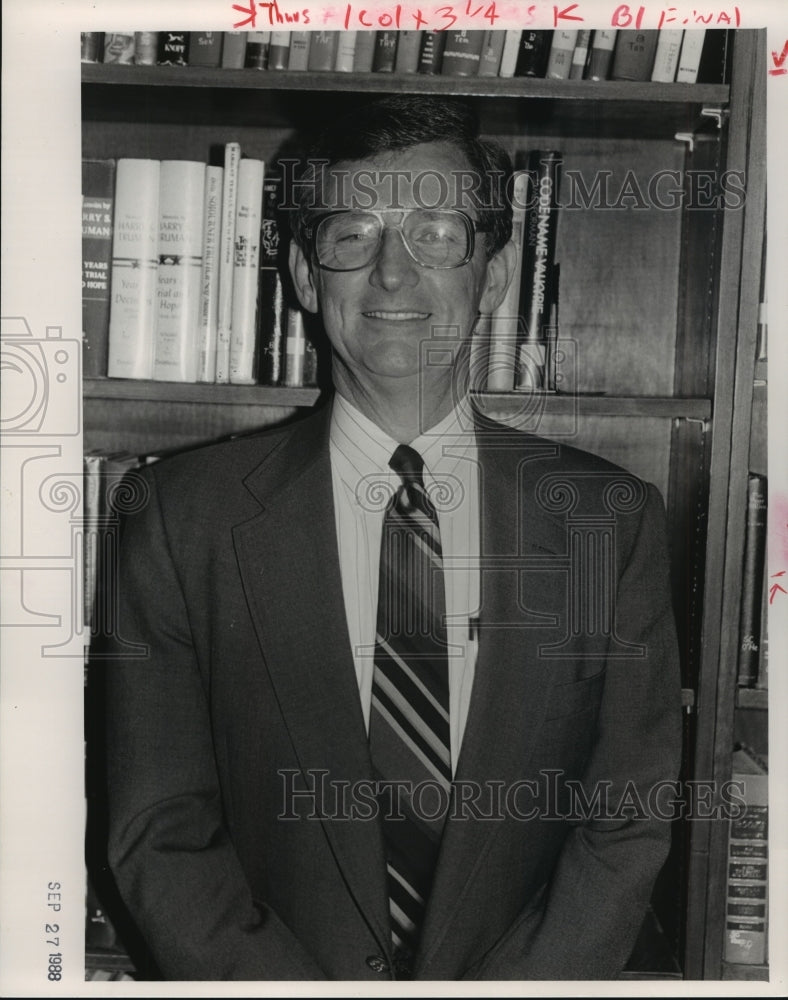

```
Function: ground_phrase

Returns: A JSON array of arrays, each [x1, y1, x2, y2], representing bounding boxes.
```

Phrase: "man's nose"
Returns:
[[369, 226, 420, 290]]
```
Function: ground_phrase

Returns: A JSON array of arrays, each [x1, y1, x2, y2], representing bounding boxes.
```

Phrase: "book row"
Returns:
[[82, 154, 318, 388], [81, 28, 729, 84], [83, 146, 563, 394]]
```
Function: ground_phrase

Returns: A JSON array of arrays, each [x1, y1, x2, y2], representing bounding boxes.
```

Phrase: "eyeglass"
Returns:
[[303, 209, 487, 272]]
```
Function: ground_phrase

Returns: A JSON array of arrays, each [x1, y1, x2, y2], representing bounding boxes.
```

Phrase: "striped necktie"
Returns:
[[369, 444, 451, 976]]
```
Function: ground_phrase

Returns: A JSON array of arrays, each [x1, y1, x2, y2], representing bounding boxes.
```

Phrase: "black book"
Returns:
[[256, 176, 287, 385], [156, 31, 189, 66], [417, 30, 447, 74], [737, 473, 768, 686], [514, 31, 553, 77]]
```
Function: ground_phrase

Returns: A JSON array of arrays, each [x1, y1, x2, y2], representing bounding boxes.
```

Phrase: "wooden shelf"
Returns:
[[735, 687, 768, 710], [83, 377, 320, 408], [81, 64, 729, 139], [474, 393, 712, 419]]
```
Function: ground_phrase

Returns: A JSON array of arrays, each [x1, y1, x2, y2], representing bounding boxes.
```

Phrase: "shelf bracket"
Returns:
[[700, 105, 727, 130], [674, 131, 695, 153], [681, 688, 696, 714], [674, 416, 710, 434]]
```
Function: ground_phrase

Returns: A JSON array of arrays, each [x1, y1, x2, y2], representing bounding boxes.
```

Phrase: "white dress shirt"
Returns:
[[329, 393, 480, 775]]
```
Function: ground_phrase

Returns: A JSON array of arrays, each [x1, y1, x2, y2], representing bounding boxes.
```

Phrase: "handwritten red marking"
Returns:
[[232, 1, 257, 28], [769, 583, 786, 604], [553, 2, 583, 25], [769, 40, 788, 76]]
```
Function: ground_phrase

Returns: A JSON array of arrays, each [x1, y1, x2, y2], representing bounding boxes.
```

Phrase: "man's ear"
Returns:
[[478, 240, 517, 315], [289, 241, 320, 314]]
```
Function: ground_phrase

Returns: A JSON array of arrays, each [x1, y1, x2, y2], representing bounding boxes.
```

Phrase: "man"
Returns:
[[105, 96, 682, 981]]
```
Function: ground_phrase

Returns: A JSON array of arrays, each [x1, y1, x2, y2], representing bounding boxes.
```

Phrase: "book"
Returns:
[[221, 31, 247, 68], [676, 31, 706, 82], [245, 31, 271, 70], [215, 142, 241, 384], [545, 30, 577, 80], [514, 31, 553, 77], [696, 29, 730, 84], [257, 175, 287, 386], [586, 29, 617, 80], [157, 31, 189, 66], [283, 308, 309, 387], [102, 33, 135, 64], [229, 158, 265, 384], [611, 30, 658, 81], [82, 453, 103, 642], [418, 31, 447, 75], [394, 31, 422, 73], [755, 563, 769, 690], [288, 32, 311, 70], [82, 158, 116, 378], [334, 31, 357, 71], [497, 30, 521, 78], [514, 150, 562, 392], [268, 31, 291, 70], [107, 159, 160, 380], [372, 31, 398, 72], [486, 169, 530, 392], [197, 166, 223, 383], [352, 31, 376, 71], [477, 30, 506, 77], [189, 31, 223, 68], [133, 32, 158, 66], [153, 161, 206, 383], [569, 29, 592, 80], [80, 33, 104, 63], [650, 29, 683, 82], [308, 31, 339, 71], [724, 746, 768, 966], [737, 474, 767, 686], [441, 30, 485, 76]]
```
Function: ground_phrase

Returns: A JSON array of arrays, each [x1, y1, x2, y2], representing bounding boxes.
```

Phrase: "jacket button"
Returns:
[[366, 955, 390, 974]]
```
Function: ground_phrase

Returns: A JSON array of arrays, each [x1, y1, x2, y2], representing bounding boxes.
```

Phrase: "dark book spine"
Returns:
[[189, 31, 223, 68], [372, 31, 398, 72], [440, 30, 485, 76], [394, 31, 422, 73], [737, 473, 768, 686], [417, 30, 447, 74], [585, 29, 617, 80], [611, 30, 658, 81], [569, 29, 592, 80], [82, 159, 116, 378], [307, 31, 339, 70], [256, 176, 287, 386], [696, 29, 730, 84], [245, 31, 271, 69], [514, 30, 553, 77], [514, 150, 562, 392], [156, 31, 189, 66], [80, 32, 104, 63]]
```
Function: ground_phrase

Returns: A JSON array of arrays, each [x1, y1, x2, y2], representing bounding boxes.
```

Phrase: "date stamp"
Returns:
[[46, 882, 62, 982]]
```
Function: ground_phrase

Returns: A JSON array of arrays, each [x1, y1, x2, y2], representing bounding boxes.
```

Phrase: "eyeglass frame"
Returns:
[[300, 208, 491, 272]]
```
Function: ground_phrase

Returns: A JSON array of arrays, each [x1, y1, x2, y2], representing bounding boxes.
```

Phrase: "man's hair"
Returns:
[[290, 95, 513, 259]]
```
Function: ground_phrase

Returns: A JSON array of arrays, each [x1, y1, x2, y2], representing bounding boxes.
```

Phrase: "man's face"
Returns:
[[290, 141, 511, 396]]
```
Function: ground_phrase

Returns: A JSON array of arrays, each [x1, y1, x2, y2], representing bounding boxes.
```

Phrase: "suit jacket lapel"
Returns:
[[419, 425, 568, 972], [231, 407, 391, 952]]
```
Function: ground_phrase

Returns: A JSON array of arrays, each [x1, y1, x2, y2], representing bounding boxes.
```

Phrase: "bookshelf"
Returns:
[[82, 29, 767, 980]]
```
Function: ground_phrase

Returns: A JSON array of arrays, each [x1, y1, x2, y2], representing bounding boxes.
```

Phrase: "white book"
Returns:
[[107, 158, 160, 380], [569, 29, 592, 79], [288, 32, 310, 70], [498, 30, 521, 78], [676, 29, 706, 83], [546, 30, 578, 80], [486, 170, 530, 392], [651, 29, 684, 82], [215, 142, 241, 384], [229, 158, 265, 384], [152, 161, 206, 383], [335, 30, 357, 71], [197, 164, 224, 383]]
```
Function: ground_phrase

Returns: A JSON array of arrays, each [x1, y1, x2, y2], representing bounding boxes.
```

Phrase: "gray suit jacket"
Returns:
[[106, 402, 682, 980]]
